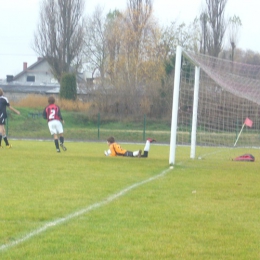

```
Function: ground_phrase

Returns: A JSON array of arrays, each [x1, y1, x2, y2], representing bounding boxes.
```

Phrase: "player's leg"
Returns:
[[59, 134, 67, 151], [0, 125, 4, 147], [136, 150, 142, 157], [124, 150, 142, 157], [57, 122, 66, 151], [141, 138, 156, 158], [48, 121, 60, 152], [53, 134, 60, 152], [0, 123, 11, 148]]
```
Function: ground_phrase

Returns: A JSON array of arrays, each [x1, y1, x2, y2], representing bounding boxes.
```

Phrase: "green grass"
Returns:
[[8, 107, 260, 146], [0, 140, 260, 259], [6, 107, 172, 143]]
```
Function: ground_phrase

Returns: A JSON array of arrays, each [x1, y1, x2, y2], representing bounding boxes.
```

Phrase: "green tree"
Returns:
[[60, 73, 77, 100]]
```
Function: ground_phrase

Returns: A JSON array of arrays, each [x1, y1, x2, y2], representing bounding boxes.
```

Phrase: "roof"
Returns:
[[0, 81, 96, 95], [12, 57, 47, 81], [12, 57, 88, 83], [0, 82, 59, 94], [1, 57, 93, 94]]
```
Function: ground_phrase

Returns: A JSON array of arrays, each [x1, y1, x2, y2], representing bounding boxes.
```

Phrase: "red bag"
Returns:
[[233, 154, 255, 162]]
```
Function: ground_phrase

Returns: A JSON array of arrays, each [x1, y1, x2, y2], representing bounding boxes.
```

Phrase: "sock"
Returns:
[[133, 150, 142, 157], [133, 150, 139, 157], [142, 151, 148, 158], [140, 141, 150, 158], [3, 135, 9, 146], [0, 134, 2, 146], [60, 136, 64, 144], [54, 139, 59, 150], [144, 140, 150, 152]]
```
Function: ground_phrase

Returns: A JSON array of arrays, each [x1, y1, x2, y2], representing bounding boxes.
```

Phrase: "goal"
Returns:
[[169, 46, 260, 164]]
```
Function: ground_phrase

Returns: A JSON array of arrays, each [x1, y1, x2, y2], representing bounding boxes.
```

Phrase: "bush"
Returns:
[[60, 73, 77, 100]]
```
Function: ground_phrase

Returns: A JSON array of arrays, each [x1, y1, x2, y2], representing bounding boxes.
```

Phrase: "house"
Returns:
[[7, 57, 59, 85], [2, 58, 95, 102]]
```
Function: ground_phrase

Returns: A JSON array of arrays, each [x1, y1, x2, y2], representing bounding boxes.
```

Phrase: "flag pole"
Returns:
[[234, 123, 245, 146]]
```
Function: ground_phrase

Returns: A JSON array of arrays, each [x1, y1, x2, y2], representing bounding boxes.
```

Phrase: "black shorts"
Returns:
[[124, 151, 134, 157], [0, 117, 6, 125]]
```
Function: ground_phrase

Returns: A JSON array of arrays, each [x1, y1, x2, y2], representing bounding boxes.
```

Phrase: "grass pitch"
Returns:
[[0, 140, 260, 259]]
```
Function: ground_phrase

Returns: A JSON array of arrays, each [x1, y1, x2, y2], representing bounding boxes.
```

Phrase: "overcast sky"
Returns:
[[0, 0, 259, 80]]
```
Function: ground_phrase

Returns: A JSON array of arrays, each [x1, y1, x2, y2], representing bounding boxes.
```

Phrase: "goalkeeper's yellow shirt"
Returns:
[[109, 142, 127, 156]]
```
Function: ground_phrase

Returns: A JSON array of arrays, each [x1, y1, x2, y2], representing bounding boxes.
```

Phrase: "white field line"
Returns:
[[0, 167, 172, 252]]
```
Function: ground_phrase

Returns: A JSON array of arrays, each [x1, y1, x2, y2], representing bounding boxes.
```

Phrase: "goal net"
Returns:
[[169, 46, 260, 164]]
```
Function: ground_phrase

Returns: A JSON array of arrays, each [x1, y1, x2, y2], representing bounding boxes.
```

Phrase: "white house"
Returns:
[[7, 57, 59, 85], [3, 58, 95, 102]]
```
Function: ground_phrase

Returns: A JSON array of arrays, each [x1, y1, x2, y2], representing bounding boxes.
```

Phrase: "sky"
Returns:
[[0, 0, 259, 80]]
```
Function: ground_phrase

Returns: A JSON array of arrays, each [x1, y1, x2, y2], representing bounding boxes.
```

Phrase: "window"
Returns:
[[27, 76, 35, 82]]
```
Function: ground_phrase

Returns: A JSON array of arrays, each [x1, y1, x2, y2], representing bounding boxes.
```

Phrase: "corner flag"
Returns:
[[244, 117, 253, 127], [234, 117, 253, 146]]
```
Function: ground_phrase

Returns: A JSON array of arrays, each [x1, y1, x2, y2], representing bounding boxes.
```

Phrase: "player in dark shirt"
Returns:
[[43, 96, 67, 153], [0, 88, 20, 148]]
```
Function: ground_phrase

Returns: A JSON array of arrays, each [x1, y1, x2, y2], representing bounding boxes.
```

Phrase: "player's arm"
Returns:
[[9, 105, 20, 115], [42, 107, 47, 119], [114, 144, 126, 155], [58, 107, 64, 123], [109, 144, 117, 156], [104, 149, 111, 156]]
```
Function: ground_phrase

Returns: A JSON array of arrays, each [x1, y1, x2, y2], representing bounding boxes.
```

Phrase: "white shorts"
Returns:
[[48, 120, 64, 135]]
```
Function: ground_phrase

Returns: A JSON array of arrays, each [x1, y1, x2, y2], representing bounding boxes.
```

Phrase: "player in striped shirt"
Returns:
[[43, 96, 67, 153]]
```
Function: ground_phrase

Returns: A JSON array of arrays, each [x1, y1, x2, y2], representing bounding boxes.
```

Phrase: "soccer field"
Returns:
[[0, 140, 259, 259]]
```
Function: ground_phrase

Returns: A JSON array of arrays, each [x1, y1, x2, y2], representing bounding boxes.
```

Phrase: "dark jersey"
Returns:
[[43, 104, 63, 122], [0, 96, 10, 122]]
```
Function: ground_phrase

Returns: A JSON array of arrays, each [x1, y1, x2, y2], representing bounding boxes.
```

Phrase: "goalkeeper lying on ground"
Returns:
[[104, 136, 156, 158]]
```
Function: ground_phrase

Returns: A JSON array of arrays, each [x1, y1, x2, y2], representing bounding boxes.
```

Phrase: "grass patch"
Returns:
[[0, 141, 259, 259], [6, 107, 171, 142]]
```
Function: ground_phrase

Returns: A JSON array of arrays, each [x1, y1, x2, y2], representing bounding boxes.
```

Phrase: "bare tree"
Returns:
[[33, 0, 85, 82], [228, 15, 242, 61], [124, 0, 154, 88], [199, 12, 208, 54], [160, 20, 200, 59], [204, 0, 228, 57], [83, 6, 107, 80], [127, 0, 153, 51]]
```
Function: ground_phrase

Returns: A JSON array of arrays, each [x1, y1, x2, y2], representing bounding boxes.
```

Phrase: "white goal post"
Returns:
[[169, 46, 260, 165], [169, 46, 182, 165]]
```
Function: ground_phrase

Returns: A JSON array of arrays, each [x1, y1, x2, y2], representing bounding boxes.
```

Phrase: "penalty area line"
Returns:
[[0, 167, 172, 252]]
